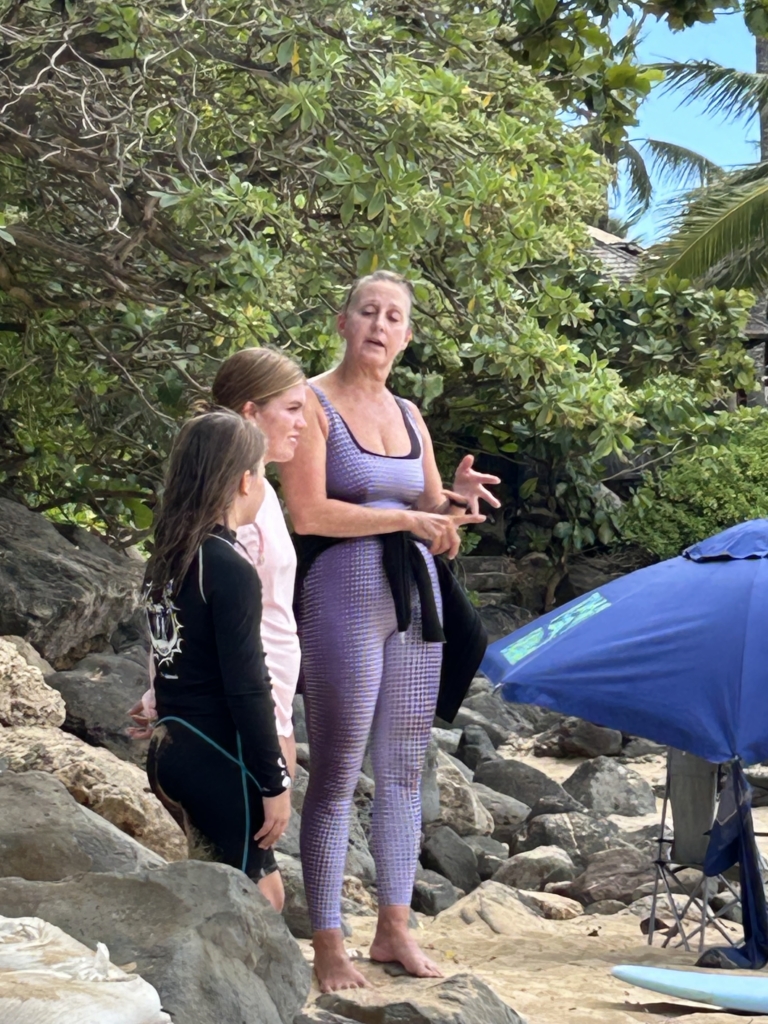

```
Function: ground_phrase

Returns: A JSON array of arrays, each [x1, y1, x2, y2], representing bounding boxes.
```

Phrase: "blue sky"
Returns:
[[610, 10, 757, 242]]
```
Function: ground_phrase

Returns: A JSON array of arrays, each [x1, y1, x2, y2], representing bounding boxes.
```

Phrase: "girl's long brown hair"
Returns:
[[146, 411, 265, 595]]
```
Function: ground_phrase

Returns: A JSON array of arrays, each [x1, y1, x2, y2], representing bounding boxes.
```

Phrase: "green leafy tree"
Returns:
[[621, 407, 768, 556], [0, 0, 755, 582]]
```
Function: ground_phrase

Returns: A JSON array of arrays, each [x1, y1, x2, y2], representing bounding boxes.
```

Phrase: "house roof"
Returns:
[[586, 227, 768, 343]]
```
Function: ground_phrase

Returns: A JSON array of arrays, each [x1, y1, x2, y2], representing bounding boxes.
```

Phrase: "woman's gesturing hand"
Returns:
[[452, 454, 501, 515], [255, 790, 292, 849], [408, 510, 485, 559]]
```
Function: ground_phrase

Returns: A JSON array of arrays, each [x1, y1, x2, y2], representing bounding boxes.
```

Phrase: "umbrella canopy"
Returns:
[[480, 519, 768, 765]]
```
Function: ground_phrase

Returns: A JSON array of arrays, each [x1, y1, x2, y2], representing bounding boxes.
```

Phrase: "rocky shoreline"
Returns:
[[0, 502, 750, 1022]]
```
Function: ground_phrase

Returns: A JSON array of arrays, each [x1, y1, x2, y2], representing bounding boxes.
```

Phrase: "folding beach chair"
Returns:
[[647, 748, 742, 952]]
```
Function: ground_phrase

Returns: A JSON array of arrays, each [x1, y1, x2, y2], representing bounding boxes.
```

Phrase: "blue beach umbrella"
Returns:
[[481, 519, 768, 766], [482, 519, 768, 969]]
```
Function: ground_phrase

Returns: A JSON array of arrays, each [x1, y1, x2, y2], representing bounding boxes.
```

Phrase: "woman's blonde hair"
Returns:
[[342, 270, 413, 318], [211, 347, 305, 413]]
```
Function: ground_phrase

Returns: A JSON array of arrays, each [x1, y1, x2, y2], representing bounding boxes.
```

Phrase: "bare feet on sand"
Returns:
[[312, 929, 370, 993], [369, 906, 444, 979]]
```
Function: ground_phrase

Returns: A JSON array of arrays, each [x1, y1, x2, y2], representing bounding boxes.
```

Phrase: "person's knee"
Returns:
[[258, 870, 285, 913]]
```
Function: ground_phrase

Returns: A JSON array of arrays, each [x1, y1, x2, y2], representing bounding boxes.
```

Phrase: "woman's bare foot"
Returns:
[[369, 905, 443, 979], [313, 929, 370, 993]]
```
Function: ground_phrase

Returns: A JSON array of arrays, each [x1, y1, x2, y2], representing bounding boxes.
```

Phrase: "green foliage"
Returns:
[[0, 0, 754, 562], [650, 162, 768, 289], [621, 408, 768, 558]]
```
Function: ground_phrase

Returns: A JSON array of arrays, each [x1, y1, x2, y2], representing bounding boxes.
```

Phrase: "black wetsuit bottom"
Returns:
[[147, 718, 277, 880]]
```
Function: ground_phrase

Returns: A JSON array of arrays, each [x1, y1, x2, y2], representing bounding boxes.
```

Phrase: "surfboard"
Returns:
[[612, 965, 768, 1013]]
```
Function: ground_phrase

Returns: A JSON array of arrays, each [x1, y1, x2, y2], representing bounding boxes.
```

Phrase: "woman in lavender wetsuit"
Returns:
[[280, 271, 500, 993]]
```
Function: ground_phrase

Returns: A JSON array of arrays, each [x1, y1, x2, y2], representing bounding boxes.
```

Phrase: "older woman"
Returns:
[[280, 270, 499, 992]]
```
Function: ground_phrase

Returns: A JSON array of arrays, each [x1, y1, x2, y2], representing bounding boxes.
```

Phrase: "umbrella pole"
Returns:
[[649, 759, 673, 947]]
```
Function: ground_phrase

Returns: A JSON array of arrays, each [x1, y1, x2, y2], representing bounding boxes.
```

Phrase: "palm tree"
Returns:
[[649, 55, 768, 288]]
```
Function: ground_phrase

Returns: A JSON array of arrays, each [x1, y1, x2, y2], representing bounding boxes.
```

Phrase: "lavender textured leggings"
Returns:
[[298, 385, 443, 931]]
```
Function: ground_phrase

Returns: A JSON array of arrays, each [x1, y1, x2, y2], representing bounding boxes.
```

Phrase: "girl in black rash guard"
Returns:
[[144, 411, 291, 909]]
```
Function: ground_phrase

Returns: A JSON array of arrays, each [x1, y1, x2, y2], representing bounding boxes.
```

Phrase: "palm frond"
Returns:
[[618, 141, 654, 218], [649, 162, 768, 289], [658, 60, 768, 125], [642, 138, 722, 191]]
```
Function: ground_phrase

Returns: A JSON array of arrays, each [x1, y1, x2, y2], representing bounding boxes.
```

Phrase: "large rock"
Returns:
[[527, 793, 585, 819], [516, 889, 583, 921], [533, 717, 623, 759], [0, 637, 65, 728], [320, 972, 523, 1024], [464, 836, 509, 881], [456, 724, 499, 772], [277, 854, 312, 939], [0, 770, 164, 880], [276, 805, 302, 860], [0, 498, 142, 668], [472, 783, 530, 847], [0, 725, 186, 861], [346, 804, 376, 882], [560, 848, 656, 906], [1, 634, 54, 675], [435, 751, 494, 837], [0, 860, 310, 1024], [434, 879, 557, 938], [420, 734, 441, 824], [412, 867, 462, 916], [432, 726, 461, 756], [292, 694, 308, 745], [437, 707, 509, 748], [509, 811, 637, 870], [46, 648, 150, 765], [461, 691, 528, 737], [474, 759, 568, 807], [562, 756, 656, 816], [493, 846, 576, 891], [421, 826, 480, 893]]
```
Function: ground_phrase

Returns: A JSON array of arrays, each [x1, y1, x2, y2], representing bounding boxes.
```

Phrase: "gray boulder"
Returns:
[[534, 717, 623, 758], [320, 972, 524, 1024], [292, 693, 308, 744], [346, 804, 376, 882], [456, 724, 500, 772], [0, 497, 142, 669], [462, 691, 528, 736], [584, 899, 627, 915], [474, 759, 568, 807], [353, 771, 375, 841], [493, 846, 576, 891], [421, 825, 480, 893], [432, 727, 461, 755], [0, 860, 310, 1024], [527, 793, 585, 819], [464, 835, 510, 881], [412, 867, 462, 916], [0, 770, 163, 880], [620, 737, 665, 758], [437, 707, 509, 748], [560, 848, 656, 906], [291, 764, 310, 814], [563, 757, 657, 817], [472, 783, 530, 846], [420, 733, 441, 824], [277, 853, 312, 939], [276, 806, 302, 859], [510, 812, 637, 870], [46, 648, 150, 765]]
